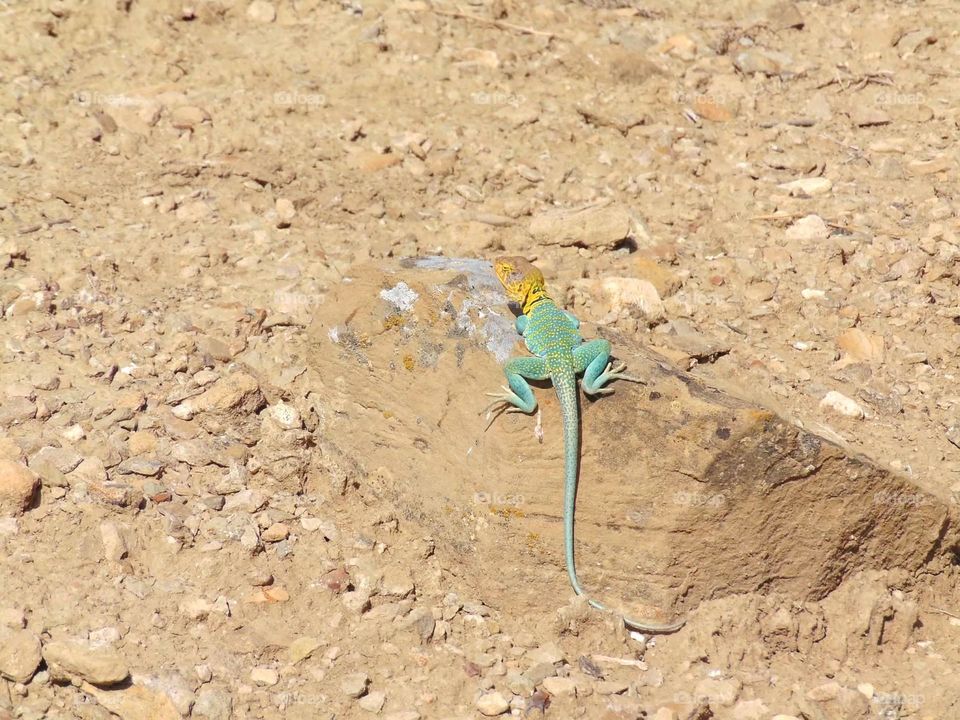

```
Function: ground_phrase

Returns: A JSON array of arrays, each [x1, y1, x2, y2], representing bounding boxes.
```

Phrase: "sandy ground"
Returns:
[[2, 0, 960, 718]]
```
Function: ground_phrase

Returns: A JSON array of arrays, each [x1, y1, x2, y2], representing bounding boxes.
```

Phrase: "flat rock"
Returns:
[[656, 320, 731, 366], [136, 671, 196, 716], [0, 438, 22, 461], [476, 691, 510, 716], [0, 396, 36, 426], [542, 676, 577, 696], [595, 680, 630, 695], [785, 214, 829, 242], [263, 402, 302, 430], [100, 521, 129, 561], [196, 335, 233, 361], [261, 522, 290, 542], [171, 438, 218, 467], [247, 0, 276, 22], [169, 105, 210, 130], [174, 372, 265, 419], [851, 106, 892, 127], [806, 681, 841, 701], [0, 626, 41, 682], [381, 566, 414, 598], [69, 457, 107, 484], [837, 328, 884, 363], [573, 276, 665, 325], [194, 685, 232, 720], [766, 1, 804, 29], [128, 431, 158, 455], [31, 445, 84, 474], [44, 640, 130, 686], [82, 681, 180, 720], [777, 178, 832, 197], [731, 698, 771, 719], [306, 258, 960, 629], [288, 636, 321, 664], [116, 457, 164, 476], [820, 391, 865, 419], [250, 667, 279, 685], [341, 671, 370, 698], [527, 643, 564, 665], [694, 677, 741, 707], [175, 200, 213, 222], [0, 460, 39, 516], [359, 690, 386, 713], [734, 48, 795, 76], [529, 202, 634, 249], [897, 27, 936, 56], [0, 608, 25, 629]]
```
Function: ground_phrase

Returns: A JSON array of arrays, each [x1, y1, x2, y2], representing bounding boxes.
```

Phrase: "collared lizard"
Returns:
[[484, 256, 685, 634]]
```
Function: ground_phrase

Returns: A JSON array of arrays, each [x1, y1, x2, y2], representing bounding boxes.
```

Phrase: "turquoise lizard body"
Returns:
[[485, 256, 685, 634]]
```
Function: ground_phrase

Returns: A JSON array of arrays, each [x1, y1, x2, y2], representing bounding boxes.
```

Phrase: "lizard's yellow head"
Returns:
[[493, 255, 549, 311]]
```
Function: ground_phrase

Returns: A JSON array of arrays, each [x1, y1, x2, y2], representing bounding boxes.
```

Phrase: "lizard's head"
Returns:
[[493, 255, 548, 310]]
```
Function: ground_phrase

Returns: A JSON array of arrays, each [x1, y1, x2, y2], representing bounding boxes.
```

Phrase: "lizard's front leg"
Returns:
[[575, 339, 644, 396], [483, 356, 548, 422]]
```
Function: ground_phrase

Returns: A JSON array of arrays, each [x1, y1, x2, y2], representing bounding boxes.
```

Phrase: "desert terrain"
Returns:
[[1, 1, 959, 719]]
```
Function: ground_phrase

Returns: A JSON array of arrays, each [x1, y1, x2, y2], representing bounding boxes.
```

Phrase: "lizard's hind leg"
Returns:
[[482, 356, 548, 425], [575, 339, 644, 396]]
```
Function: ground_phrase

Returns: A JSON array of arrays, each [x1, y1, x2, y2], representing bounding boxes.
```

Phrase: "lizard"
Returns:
[[484, 255, 685, 634]]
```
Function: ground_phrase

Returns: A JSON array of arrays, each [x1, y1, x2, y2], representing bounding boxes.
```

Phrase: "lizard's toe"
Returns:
[[600, 363, 645, 386]]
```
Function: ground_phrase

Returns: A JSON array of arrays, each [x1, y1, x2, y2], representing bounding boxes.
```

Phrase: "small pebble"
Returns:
[[250, 667, 279, 686], [341, 672, 369, 698], [476, 691, 510, 716], [820, 391, 866, 419]]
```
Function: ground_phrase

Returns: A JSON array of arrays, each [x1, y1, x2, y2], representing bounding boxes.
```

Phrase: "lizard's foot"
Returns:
[[583, 362, 644, 396], [481, 387, 530, 428], [587, 361, 644, 395], [482, 386, 520, 416]]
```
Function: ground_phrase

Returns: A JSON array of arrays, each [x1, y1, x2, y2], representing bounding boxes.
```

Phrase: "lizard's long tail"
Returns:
[[555, 370, 685, 635]]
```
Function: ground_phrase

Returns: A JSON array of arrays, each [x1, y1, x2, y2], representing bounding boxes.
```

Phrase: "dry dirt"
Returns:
[[1, 0, 960, 719]]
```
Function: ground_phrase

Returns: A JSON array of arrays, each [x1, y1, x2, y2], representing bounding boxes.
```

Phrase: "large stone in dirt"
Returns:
[[528, 201, 635, 249], [298, 258, 959, 626], [81, 681, 180, 720], [0, 460, 39, 515], [0, 626, 41, 682], [173, 372, 265, 420], [44, 640, 129, 686]]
